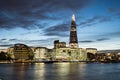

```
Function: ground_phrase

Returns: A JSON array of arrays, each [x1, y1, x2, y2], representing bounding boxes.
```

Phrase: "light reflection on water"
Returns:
[[0, 63, 120, 80]]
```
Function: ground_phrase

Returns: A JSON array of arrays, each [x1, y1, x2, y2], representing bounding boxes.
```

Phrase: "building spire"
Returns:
[[72, 14, 75, 21], [69, 14, 78, 48]]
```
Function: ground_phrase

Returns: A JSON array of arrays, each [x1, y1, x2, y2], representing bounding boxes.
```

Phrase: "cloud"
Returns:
[[108, 32, 120, 37], [108, 8, 120, 18], [44, 23, 70, 37], [0, 0, 91, 30], [0, 38, 7, 41], [20, 30, 40, 35], [9, 39, 18, 41], [96, 38, 110, 41], [8, 38, 56, 44], [79, 40, 94, 43], [116, 13, 120, 18], [0, 44, 13, 47], [0, 37, 57, 48], [79, 38, 110, 43], [79, 16, 111, 28], [29, 38, 56, 42], [97, 32, 120, 38], [45, 23, 69, 31], [0, 38, 8, 43]]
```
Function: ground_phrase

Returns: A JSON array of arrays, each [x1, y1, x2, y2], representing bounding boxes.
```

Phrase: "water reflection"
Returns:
[[34, 63, 45, 80], [56, 63, 86, 80], [0, 63, 120, 80]]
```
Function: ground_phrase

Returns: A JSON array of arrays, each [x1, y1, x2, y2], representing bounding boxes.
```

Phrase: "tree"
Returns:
[[87, 52, 95, 61], [0, 51, 7, 60]]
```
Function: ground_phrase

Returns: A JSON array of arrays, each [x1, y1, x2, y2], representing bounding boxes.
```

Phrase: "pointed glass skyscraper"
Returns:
[[69, 14, 78, 48]]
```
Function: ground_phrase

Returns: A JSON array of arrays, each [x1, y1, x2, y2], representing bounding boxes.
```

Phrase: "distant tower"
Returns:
[[54, 40, 66, 48], [69, 14, 78, 48]]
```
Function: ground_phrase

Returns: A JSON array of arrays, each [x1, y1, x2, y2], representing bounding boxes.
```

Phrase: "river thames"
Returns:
[[0, 63, 120, 80]]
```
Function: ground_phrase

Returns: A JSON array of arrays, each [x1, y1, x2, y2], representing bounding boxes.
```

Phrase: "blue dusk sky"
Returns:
[[0, 0, 120, 50]]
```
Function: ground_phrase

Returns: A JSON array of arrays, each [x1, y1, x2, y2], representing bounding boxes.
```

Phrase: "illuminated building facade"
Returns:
[[86, 48, 97, 54], [7, 47, 15, 59], [13, 44, 33, 60], [34, 47, 48, 61], [53, 48, 87, 61], [54, 40, 66, 48]]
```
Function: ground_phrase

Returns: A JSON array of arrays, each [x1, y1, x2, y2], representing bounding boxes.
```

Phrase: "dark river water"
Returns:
[[0, 63, 120, 80]]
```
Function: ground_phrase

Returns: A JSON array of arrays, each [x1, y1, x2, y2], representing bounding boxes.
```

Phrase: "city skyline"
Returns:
[[0, 0, 120, 50]]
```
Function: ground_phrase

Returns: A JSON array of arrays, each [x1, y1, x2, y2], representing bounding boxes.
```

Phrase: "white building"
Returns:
[[53, 47, 87, 61], [34, 47, 48, 61], [7, 47, 15, 59]]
